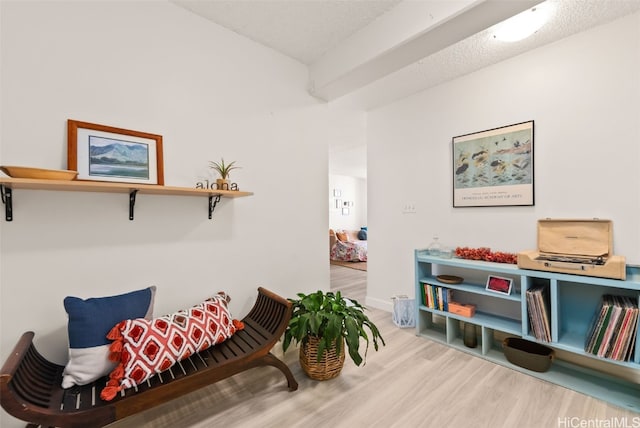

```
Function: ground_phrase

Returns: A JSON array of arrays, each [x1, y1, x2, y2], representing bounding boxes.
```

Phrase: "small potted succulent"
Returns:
[[283, 290, 385, 380], [209, 158, 240, 190]]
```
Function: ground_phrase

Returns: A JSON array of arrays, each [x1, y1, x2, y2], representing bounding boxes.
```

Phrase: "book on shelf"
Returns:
[[423, 283, 431, 308], [422, 283, 452, 311], [588, 296, 615, 354], [585, 297, 610, 353], [608, 297, 635, 360], [585, 294, 638, 362], [620, 299, 638, 361], [526, 284, 551, 342], [597, 295, 623, 358], [625, 310, 638, 361]]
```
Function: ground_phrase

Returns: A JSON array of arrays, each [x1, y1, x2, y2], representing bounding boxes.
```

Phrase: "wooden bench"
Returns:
[[1, 287, 298, 428]]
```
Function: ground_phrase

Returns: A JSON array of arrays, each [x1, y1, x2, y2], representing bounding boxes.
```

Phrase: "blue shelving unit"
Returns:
[[415, 250, 640, 412]]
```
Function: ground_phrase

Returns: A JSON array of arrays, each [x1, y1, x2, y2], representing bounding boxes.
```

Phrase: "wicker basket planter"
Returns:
[[299, 336, 345, 380], [283, 290, 384, 380]]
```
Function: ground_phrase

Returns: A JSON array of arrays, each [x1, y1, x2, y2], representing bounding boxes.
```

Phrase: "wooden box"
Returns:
[[517, 219, 626, 280], [448, 301, 476, 317]]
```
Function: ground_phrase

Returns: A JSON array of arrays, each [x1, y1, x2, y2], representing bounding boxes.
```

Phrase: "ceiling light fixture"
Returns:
[[492, 2, 552, 42]]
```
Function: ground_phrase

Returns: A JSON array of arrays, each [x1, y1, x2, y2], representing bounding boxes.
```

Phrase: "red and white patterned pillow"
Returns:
[[100, 293, 244, 401]]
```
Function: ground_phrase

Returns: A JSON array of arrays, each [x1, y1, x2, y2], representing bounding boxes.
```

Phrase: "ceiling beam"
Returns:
[[309, 0, 541, 101]]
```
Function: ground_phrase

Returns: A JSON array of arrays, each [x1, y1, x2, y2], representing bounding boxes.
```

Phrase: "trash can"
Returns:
[[391, 295, 415, 328]]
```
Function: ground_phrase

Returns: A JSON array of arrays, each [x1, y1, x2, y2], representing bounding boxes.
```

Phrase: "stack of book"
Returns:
[[422, 284, 453, 311], [585, 295, 638, 361], [526, 285, 551, 342]]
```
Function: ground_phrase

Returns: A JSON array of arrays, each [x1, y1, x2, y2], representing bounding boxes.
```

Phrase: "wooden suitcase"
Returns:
[[517, 219, 626, 280]]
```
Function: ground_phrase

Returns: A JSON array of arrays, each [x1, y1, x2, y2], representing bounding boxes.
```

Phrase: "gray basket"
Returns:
[[392, 295, 415, 328]]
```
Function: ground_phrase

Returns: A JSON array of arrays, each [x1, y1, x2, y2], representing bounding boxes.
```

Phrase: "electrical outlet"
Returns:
[[402, 202, 416, 214]]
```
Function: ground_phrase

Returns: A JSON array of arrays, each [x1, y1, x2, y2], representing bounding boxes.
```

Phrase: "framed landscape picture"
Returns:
[[67, 119, 164, 185], [453, 120, 533, 207]]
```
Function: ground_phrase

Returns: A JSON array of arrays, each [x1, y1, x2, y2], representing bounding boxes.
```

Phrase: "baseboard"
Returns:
[[365, 295, 393, 312]]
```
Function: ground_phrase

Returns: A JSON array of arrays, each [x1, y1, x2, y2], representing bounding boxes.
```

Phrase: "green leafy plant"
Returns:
[[208, 158, 240, 179], [283, 290, 385, 366]]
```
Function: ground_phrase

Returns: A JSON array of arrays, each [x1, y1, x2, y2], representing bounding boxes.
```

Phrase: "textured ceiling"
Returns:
[[172, 0, 403, 65], [337, 0, 640, 110], [173, 0, 640, 109]]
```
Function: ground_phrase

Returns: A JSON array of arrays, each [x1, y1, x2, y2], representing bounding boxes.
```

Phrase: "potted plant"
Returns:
[[208, 158, 240, 190], [283, 290, 385, 380]]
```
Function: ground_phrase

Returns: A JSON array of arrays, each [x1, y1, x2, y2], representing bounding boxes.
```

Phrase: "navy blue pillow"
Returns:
[[65, 286, 155, 347], [358, 230, 368, 240], [61, 286, 156, 388]]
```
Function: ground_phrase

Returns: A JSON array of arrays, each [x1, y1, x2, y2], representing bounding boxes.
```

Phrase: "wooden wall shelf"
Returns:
[[0, 178, 253, 221]]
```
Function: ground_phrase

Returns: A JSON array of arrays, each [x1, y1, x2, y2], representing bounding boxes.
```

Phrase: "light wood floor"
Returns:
[[108, 265, 637, 428]]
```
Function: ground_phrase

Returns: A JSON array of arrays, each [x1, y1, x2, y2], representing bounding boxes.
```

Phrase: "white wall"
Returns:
[[0, 4, 328, 426], [366, 12, 640, 310], [329, 174, 367, 231]]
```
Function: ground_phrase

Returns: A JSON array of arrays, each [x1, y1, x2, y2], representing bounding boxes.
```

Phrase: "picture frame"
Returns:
[[342, 207, 350, 216], [453, 120, 533, 207], [486, 275, 513, 295], [333, 189, 342, 197], [67, 119, 164, 185], [335, 199, 342, 209]]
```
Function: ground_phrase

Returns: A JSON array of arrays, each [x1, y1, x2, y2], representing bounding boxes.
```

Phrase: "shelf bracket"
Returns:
[[208, 195, 221, 219], [0, 185, 12, 221], [129, 190, 138, 221]]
